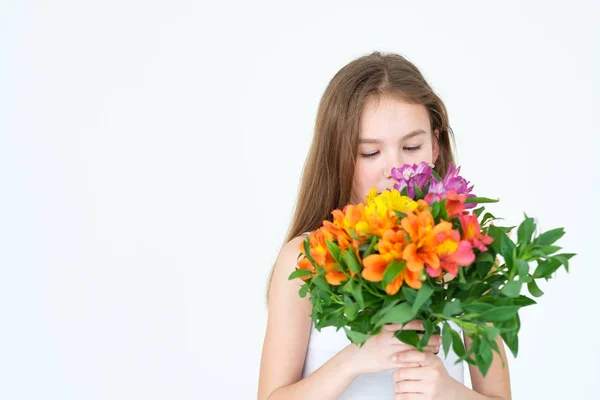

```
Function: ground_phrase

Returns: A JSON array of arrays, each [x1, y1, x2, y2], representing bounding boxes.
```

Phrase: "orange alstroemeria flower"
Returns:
[[362, 229, 422, 294], [298, 228, 347, 285], [322, 220, 362, 277], [459, 214, 494, 252], [331, 203, 370, 239], [401, 210, 444, 273], [445, 190, 468, 218], [428, 229, 476, 277]]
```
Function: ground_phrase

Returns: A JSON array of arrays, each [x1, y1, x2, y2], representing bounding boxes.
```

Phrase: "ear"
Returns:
[[432, 128, 440, 164]]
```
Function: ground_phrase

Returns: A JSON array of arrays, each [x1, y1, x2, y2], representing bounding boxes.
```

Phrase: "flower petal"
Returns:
[[453, 240, 476, 266], [362, 254, 389, 282]]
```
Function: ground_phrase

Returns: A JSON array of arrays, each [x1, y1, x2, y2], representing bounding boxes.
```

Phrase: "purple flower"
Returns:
[[428, 162, 476, 208], [391, 162, 433, 198]]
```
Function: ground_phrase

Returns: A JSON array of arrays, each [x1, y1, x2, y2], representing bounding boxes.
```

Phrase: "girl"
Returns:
[[258, 52, 511, 400]]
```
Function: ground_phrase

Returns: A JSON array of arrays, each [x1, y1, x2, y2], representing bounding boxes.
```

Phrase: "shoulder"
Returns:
[[276, 234, 309, 269], [268, 233, 311, 298]]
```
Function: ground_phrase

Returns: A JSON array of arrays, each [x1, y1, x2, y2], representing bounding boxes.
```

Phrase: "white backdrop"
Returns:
[[1, 1, 598, 399]]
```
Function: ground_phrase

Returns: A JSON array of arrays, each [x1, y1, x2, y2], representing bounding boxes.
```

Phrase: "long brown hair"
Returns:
[[266, 51, 456, 302]]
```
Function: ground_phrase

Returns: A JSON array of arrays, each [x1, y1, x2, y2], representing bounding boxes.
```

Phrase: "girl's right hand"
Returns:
[[343, 320, 441, 378]]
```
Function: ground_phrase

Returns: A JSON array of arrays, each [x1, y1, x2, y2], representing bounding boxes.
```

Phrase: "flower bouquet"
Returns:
[[289, 162, 574, 376]]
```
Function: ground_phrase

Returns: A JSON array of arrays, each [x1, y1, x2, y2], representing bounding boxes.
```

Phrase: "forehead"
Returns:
[[359, 95, 430, 140]]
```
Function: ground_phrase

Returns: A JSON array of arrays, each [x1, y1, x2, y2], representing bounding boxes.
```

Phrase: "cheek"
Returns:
[[353, 161, 380, 192], [405, 147, 434, 164]]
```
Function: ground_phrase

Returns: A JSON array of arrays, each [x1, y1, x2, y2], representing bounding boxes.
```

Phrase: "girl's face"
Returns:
[[350, 94, 439, 204]]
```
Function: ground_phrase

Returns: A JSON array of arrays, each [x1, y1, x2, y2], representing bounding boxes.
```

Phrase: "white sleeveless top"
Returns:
[[301, 320, 465, 399], [299, 234, 464, 398]]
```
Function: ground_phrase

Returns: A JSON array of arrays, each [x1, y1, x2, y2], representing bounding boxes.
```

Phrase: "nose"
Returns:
[[382, 151, 402, 179]]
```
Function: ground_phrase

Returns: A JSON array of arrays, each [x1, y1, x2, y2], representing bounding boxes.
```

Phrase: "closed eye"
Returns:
[[360, 151, 379, 158], [360, 145, 422, 158], [405, 145, 422, 152]]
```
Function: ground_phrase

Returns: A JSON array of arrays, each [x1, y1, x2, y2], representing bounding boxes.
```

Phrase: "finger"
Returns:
[[423, 345, 440, 354], [394, 379, 428, 394], [382, 323, 408, 331], [393, 349, 437, 366], [393, 366, 436, 382], [390, 353, 421, 368], [383, 320, 425, 332], [428, 334, 442, 346], [399, 320, 425, 331]]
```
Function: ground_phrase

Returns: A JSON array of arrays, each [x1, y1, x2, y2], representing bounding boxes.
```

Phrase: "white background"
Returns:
[[1, 1, 598, 399]]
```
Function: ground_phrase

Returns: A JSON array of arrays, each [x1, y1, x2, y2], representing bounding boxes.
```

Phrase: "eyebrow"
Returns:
[[359, 129, 427, 144]]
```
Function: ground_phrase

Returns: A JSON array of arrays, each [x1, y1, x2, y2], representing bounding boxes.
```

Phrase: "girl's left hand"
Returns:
[[391, 349, 459, 400]]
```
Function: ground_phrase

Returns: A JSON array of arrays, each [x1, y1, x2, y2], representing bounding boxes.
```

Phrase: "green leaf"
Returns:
[[362, 235, 379, 258], [487, 225, 503, 254], [299, 283, 309, 298], [534, 245, 562, 256], [450, 328, 466, 358], [553, 253, 575, 273], [481, 212, 501, 226], [463, 302, 495, 314], [464, 196, 499, 204], [289, 269, 314, 280], [473, 206, 485, 218], [534, 227, 565, 246], [342, 278, 356, 294], [382, 260, 406, 288], [414, 184, 425, 199], [485, 325, 500, 341], [343, 251, 362, 275], [375, 302, 416, 327], [431, 201, 441, 219], [458, 334, 479, 364], [402, 286, 418, 304], [394, 210, 407, 219], [532, 258, 562, 279], [517, 215, 535, 246], [482, 306, 519, 323], [303, 239, 316, 266], [500, 238, 517, 270], [432, 169, 442, 181], [511, 295, 537, 307], [370, 299, 400, 325], [516, 259, 529, 278], [475, 252, 495, 264], [527, 279, 544, 297], [478, 339, 493, 377], [442, 322, 453, 356], [412, 282, 434, 314], [501, 281, 522, 298], [394, 330, 420, 348], [344, 301, 359, 321], [312, 275, 330, 292], [438, 199, 449, 220], [353, 282, 365, 309], [500, 318, 520, 358], [325, 240, 343, 265], [344, 327, 370, 345], [443, 300, 463, 317]]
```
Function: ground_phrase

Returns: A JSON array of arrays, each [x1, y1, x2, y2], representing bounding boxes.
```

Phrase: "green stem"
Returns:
[[362, 281, 384, 298], [430, 313, 478, 333]]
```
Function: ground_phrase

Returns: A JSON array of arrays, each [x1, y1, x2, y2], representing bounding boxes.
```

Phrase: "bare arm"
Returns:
[[257, 236, 358, 400]]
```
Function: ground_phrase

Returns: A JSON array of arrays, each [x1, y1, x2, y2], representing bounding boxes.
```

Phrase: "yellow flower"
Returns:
[[363, 188, 419, 235]]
